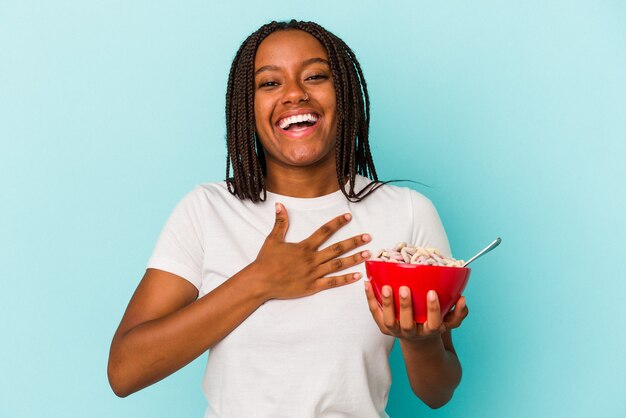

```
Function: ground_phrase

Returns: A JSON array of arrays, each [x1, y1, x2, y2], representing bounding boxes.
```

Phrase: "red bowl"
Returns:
[[365, 260, 470, 323]]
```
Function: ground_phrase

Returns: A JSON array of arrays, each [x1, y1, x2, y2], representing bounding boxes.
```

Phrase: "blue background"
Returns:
[[1, 1, 625, 417]]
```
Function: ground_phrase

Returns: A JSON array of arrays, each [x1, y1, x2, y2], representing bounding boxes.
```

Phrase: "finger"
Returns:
[[398, 286, 417, 335], [381, 285, 400, 333], [447, 296, 468, 319], [313, 272, 362, 292], [269, 203, 289, 241], [302, 213, 352, 249], [424, 290, 443, 334], [364, 281, 387, 332], [444, 296, 469, 329], [316, 233, 372, 264], [316, 249, 371, 276]]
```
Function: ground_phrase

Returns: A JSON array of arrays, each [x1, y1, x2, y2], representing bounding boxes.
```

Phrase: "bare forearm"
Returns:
[[108, 265, 267, 397], [400, 335, 462, 409]]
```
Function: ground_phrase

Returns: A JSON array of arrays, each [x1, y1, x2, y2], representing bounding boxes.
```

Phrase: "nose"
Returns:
[[281, 79, 308, 104]]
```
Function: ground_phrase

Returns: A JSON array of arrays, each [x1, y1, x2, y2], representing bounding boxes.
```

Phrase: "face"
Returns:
[[253, 30, 337, 173]]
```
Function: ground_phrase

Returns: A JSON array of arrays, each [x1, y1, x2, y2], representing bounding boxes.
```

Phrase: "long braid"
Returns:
[[225, 20, 384, 202], [226, 23, 281, 201], [348, 45, 378, 181]]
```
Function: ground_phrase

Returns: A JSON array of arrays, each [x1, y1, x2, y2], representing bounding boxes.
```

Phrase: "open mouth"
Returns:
[[277, 113, 319, 132]]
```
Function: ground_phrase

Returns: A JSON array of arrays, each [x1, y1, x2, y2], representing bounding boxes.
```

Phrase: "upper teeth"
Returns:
[[278, 113, 318, 129]]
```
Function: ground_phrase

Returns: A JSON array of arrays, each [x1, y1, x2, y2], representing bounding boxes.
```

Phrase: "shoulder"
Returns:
[[357, 177, 443, 231], [173, 181, 265, 228], [357, 176, 434, 209], [177, 181, 238, 209], [162, 182, 242, 229], [188, 181, 231, 199]]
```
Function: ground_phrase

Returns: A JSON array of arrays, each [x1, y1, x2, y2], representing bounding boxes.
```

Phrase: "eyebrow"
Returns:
[[254, 57, 330, 76]]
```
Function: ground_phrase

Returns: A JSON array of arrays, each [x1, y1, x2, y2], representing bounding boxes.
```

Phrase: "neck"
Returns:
[[265, 166, 344, 198]]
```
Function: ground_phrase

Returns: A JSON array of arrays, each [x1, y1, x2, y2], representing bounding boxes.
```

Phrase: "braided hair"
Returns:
[[225, 20, 383, 202]]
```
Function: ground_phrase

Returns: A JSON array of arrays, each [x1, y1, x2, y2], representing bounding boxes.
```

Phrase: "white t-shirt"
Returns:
[[148, 175, 451, 418]]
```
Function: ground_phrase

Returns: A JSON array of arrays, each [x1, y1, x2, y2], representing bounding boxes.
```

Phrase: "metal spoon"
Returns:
[[462, 237, 502, 267]]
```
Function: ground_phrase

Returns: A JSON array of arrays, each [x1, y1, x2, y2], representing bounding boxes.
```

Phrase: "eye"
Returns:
[[306, 74, 328, 81], [258, 80, 279, 89]]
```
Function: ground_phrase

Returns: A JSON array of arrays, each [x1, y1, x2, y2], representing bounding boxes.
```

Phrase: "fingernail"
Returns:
[[362, 234, 371, 242], [400, 287, 409, 299], [361, 250, 370, 258], [382, 286, 391, 297], [344, 213, 352, 221], [353, 272, 362, 280], [275, 203, 282, 214], [428, 290, 437, 302]]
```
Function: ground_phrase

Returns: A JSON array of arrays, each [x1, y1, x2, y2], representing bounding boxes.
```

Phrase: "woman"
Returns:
[[108, 20, 468, 417]]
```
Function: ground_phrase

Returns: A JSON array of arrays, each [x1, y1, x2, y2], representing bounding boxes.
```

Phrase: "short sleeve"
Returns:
[[409, 190, 453, 257], [147, 188, 206, 290]]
